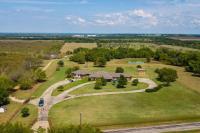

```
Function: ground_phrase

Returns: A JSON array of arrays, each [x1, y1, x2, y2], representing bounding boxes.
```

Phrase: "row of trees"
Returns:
[[70, 47, 200, 76], [70, 47, 154, 67], [154, 48, 200, 75]]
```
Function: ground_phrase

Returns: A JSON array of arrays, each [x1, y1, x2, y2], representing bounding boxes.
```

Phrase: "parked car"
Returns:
[[69, 79, 74, 82], [38, 98, 44, 107]]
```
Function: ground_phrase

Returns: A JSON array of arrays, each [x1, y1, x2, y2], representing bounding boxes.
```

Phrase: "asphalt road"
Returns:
[[104, 122, 200, 133]]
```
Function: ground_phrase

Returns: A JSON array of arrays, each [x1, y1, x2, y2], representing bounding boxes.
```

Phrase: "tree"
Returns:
[[94, 57, 107, 67], [0, 76, 13, 91], [34, 69, 47, 82], [132, 79, 139, 86], [57, 60, 64, 67], [101, 77, 107, 86], [94, 79, 102, 90], [155, 68, 178, 85], [0, 88, 9, 106], [115, 67, 124, 73], [136, 65, 142, 69], [19, 76, 33, 90], [21, 107, 30, 117], [146, 57, 151, 63], [117, 75, 127, 88]]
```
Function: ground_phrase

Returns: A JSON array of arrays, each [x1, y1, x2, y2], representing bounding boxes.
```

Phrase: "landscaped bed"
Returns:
[[69, 82, 148, 95]]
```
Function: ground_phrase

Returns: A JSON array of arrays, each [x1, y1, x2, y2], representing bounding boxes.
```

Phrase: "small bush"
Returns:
[[145, 85, 162, 93], [57, 86, 64, 92], [132, 79, 139, 86], [21, 107, 30, 117]]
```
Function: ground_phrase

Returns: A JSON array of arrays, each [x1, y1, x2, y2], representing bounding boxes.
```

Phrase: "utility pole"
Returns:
[[80, 112, 82, 127]]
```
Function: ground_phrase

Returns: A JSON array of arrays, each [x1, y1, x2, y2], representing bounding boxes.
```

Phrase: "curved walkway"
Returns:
[[28, 78, 157, 132], [9, 96, 25, 103]]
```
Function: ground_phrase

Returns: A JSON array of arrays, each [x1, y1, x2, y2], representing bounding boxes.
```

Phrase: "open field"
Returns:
[[69, 82, 148, 95], [0, 40, 64, 54], [169, 37, 200, 41], [11, 104, 38, 127], [49, 81, 200, 129], [0, 102, 22, 124], [60, 43, 97, 54]]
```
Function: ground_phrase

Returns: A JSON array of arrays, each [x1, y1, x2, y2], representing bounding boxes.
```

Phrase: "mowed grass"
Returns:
[[69, 82, 148, 95], [49, 81, 200, 129], [52, 78, 89, 96], [60, 43, 97, 54], [32, 67, 66, 98], [11, 104, 38, 127], [49, 58, 200, 128], [0, 102, 22, 124]]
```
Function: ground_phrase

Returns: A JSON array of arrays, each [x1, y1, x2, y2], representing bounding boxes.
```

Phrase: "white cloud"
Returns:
[[65, 9, 158, 28], [65, 16, 86, 25]]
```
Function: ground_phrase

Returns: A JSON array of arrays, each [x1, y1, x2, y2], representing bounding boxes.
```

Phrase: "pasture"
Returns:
[[60, 43, 97, 54]]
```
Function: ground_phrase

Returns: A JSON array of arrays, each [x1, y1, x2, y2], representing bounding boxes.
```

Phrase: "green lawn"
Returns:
[[52, 78, 89, 96], [11, 104, 38, 127], [0, 102, 22, 124], [32, 67, 66, 98], [69, 82, 148, 95], [49, 81, 200, 129]]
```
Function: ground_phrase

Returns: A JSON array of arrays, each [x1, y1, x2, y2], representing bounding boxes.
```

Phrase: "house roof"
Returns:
[[89, 71, 132, 79], [72, 70, 91, 75]]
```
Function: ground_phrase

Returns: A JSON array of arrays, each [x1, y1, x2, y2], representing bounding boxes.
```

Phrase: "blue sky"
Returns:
[[0, 0, 200, 33]]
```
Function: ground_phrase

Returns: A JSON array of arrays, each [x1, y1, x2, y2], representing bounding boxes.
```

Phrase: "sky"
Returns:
[[0, 0, 200, 34]]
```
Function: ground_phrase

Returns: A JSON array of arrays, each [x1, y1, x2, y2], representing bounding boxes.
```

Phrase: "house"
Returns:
[[72, 70, 132, 81], [71, 70, 91, 79]]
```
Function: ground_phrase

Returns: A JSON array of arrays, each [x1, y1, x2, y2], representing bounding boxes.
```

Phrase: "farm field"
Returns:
[[60, 43, 97, 54]]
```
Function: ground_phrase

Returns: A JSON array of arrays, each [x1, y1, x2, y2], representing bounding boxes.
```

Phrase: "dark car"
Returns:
[[69, 79, 74, 82], [38, 98, 44, 107]]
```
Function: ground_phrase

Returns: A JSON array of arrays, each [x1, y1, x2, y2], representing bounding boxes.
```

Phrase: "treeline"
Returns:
[[70, 47, 200, 75], [70, 47, 154, 66], [154, 48, 200, 75]]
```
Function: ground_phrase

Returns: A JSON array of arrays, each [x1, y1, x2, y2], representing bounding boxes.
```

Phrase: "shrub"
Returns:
[[94, 79, 102, 90], [57, 60, 64, 67], [137, 65, 142, 68], [57, 86, 64, 92], [48, 124, 102, 133], [132, 79, 139, 86], [145, 85, 162, 93], [101, 77, 107, 86], [115, 67, 124, 73], [0, 123, 32, 133], [117, 75, 127, 88], [21, 107, 30, 117]]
